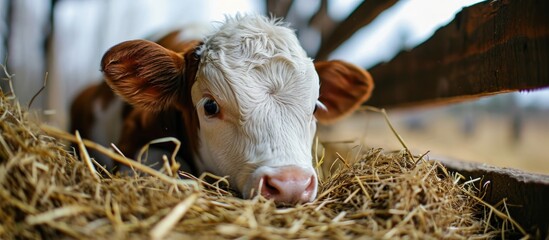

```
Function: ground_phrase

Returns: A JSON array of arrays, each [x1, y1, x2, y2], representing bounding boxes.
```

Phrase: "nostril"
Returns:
[[301, 176, 317, 200], [305, 176, 315, 193], [260, 176, 280, 198]]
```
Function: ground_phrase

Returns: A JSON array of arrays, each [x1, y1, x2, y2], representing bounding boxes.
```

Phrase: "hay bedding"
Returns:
[[0, 84, 526, 239]]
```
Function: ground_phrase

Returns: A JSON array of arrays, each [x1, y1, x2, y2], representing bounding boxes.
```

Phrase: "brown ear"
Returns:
[[101, 39, 200, 111], [314, 60, 374, 124]]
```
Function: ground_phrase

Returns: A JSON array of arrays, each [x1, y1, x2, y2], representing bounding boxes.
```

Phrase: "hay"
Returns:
[[0, 82, 527, 239]]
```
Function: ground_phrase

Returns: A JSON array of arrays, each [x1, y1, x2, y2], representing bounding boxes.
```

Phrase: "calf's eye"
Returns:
[[203, 99, 220, 116]]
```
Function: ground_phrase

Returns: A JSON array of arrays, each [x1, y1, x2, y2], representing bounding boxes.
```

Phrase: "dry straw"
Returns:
[[0, 68, 527, 239]]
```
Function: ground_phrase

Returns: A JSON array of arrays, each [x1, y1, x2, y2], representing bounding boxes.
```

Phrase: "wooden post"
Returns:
[[315, 0, 397, 60]]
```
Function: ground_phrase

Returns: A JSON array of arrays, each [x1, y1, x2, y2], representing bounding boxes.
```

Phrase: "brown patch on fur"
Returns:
[[174, 44, 202, 157], [116, 108, 195, 169], [314, 60, 374, 124]]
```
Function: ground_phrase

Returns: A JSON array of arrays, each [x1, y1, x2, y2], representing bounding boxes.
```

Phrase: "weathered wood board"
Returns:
[[440, 158, 549, 238], [367, 0, 549, 108]]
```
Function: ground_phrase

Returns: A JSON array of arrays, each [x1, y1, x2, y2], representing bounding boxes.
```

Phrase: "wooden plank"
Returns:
[[439, 158, 549, 238], [315, 0, 397, 60], [367, 0, 549, 109]]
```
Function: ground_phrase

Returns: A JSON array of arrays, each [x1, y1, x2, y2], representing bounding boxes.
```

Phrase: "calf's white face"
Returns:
[[101, 15, 374, 204], [193, 16, 320, 202]]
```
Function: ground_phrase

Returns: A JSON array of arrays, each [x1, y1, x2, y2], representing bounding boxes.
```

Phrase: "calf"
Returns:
[[71, 15, 374, 204]]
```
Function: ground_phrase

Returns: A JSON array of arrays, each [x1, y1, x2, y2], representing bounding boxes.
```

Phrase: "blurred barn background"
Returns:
[[0, 0, 548, 174]]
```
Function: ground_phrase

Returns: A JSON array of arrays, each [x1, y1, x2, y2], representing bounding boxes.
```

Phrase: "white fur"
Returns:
[[191, 15, 319, 197]]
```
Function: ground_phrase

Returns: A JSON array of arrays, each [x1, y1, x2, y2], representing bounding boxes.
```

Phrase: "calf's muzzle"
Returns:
[[256, 165, 317, 204]]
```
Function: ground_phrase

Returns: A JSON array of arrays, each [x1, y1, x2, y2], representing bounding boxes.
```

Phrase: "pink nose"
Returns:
[[259, 166, 317, 204]]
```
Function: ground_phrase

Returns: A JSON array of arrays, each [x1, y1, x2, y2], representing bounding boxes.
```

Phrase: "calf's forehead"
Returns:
[[199, 15, 308, 62], [195, 15, 319, 114]]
